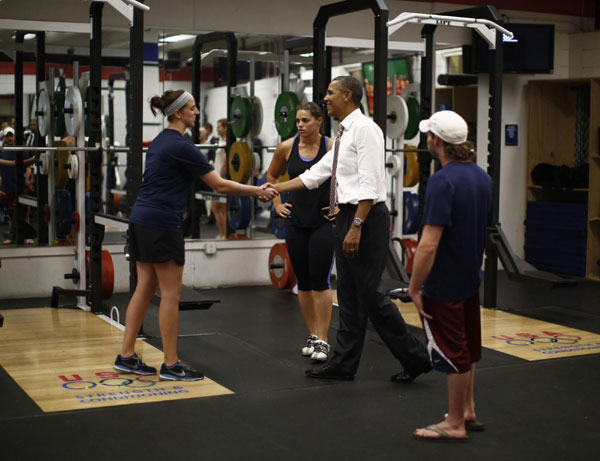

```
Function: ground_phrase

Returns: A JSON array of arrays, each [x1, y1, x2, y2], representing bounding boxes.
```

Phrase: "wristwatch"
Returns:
[[352, 217, 364, 228]]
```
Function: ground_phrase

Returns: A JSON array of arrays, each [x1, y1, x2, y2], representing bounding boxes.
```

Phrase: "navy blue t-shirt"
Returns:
[[0, 150, 33, 193], [421, 161, 493, 301], [129, 129, 213, 230]]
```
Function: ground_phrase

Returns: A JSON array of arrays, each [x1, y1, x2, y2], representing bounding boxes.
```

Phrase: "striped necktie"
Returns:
[[328, 125, 345, 217]]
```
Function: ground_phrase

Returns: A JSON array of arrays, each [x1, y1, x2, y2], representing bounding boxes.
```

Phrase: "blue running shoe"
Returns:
[[114, 353, 156, 375], [159, 361, 204, 381]]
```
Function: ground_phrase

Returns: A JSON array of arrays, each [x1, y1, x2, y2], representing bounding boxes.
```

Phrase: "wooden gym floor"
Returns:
[[1, 271, 599, 460]]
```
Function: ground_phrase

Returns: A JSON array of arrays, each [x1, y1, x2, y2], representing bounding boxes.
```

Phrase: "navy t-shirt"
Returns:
[[0, 151, 33, 193], [130, 129, 213, 230], [421, 161, 493, 301]]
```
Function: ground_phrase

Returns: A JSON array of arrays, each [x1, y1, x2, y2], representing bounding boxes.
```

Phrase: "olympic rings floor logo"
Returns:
[[59, 372, 159, 390], [492, 331, 581, 347]]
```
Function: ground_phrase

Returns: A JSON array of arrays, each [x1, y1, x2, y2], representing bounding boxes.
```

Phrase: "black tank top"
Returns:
[[287, 135, 330, 228]]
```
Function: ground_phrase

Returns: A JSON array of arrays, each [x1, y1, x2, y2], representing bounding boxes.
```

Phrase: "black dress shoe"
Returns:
[[305, 365, 354, 381], [390, 363, 433, 384]]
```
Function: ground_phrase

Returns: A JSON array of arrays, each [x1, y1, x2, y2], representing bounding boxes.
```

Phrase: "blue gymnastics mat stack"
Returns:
[[524, 201, 587, 277]]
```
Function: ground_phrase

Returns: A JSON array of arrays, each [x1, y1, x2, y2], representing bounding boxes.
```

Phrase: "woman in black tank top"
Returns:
[[267, 102, 336, 362]]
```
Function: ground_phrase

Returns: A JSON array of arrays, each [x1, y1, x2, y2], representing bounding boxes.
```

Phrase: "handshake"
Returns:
[[257, 182, 280, 202]]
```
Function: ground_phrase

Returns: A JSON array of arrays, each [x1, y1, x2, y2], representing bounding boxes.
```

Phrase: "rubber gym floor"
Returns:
[[1, 271, 599, 460]]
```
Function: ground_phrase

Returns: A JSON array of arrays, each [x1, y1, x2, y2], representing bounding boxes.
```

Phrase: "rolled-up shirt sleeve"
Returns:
[[298, 149, 334, 190], [355, 124, 384, 202]]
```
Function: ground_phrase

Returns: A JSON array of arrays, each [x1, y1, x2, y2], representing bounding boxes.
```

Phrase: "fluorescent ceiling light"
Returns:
[[161, 34, 195, 43], [300, 52, 313, 57]]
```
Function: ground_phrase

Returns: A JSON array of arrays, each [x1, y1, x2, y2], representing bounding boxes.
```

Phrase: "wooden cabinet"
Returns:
[[435, 85, 477, 141], [527, 78, 600, 280]]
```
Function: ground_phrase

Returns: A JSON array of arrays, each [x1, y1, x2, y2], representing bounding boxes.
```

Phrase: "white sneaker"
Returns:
[[302, 335, 318, 356], [311, 340, 331, 362]]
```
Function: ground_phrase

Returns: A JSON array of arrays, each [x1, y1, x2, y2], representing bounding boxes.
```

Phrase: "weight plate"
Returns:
[[230, 96, 252, 138], [67, 154, 79, 180], [226, 195, 251, 231], [274, 91, 300, 139], [39, 152, 50, 175], [251, 96, 263, 138], [228, 141, 252, 183], [402, 238, 418, 273], [37, 88, 50, 137], [404, 145, 419, 187], [386, 155, 401, 176], [268, 243, 296, 290], [86, 249, 114, 300], [403, 191, 419, 235], [386, 95, 408, 140], [112, 193, 120, 213], [64, 86, 83, 137], [252, 151, 261, 173], [54, 89, 66, 138], [405, 97, 420, 140]]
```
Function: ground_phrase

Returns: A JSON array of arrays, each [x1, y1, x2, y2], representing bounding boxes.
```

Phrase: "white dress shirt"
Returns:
[[299, 108, 387, 205]]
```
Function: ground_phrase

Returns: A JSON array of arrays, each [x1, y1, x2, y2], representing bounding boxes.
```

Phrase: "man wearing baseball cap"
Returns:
[[409, 111, 493, 441]]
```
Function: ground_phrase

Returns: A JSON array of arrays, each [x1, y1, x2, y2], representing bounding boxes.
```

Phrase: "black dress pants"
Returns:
[[329, 202, 430, 374]]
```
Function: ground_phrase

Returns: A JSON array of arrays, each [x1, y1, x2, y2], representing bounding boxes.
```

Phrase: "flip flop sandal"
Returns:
[[465, 420, 486, 431], [413, 424, 469, 442], [444, 413, 486, 431]]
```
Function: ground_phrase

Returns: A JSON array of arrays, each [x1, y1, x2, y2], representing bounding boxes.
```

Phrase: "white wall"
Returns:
[[569, 30, 600, 78], [0, 239, 280, 299]]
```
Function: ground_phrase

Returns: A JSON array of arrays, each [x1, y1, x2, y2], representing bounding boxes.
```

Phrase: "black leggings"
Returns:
[[285, 220, 335, 291]]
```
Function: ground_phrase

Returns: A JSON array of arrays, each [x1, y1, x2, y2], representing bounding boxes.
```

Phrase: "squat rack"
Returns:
[[388, 5, 509, 308], [1, 0, 149, 312]]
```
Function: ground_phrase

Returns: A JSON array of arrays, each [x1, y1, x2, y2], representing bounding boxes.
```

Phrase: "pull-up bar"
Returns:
[[387, 12, 513, 49], [101, 0, 150, 25]]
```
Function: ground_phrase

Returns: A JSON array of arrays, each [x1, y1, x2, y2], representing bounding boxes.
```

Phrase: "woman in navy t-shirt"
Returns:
[[114, 89, 277, 381]]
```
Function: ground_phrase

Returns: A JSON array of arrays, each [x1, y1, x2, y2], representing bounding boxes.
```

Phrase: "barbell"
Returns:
[[0, 143, 219, 154]]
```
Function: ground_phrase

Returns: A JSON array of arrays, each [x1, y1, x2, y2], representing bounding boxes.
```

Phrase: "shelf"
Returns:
[[591, 217, 600, 224]]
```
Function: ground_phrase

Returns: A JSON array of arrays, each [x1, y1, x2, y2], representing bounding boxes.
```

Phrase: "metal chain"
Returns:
[[574, 85, 590, 167]]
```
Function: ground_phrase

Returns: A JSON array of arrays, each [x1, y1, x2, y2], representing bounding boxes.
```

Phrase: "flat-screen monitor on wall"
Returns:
[[471, 23, 555, 74]]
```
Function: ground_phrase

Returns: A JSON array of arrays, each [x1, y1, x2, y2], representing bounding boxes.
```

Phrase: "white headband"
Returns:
[[164, 91, 193, 117]]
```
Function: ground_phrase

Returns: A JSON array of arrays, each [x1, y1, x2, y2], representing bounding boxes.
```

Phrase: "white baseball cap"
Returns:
[[419, 110, 467, 144], [3, 127, 15, 136]]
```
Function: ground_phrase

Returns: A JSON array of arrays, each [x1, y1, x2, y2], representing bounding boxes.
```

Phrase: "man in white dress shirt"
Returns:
[[274, 76, 431, 382]]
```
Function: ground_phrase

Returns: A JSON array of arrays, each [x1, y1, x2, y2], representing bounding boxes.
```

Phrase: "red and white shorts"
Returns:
[[421, 293, 481, 374]]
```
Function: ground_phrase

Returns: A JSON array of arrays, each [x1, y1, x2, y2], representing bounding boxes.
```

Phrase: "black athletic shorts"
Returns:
[[128, 222, 185, 266]]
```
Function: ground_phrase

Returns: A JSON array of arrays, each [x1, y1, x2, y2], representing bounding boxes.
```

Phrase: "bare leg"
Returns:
[[414, 371, 469, 439], [464, 364, 477, 421], [121, 262, 159, 357], [212, 202, 227, 238], [154, 260, 184, 366], [297, 290, 317, 336], [312, 289, 333, 342]]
